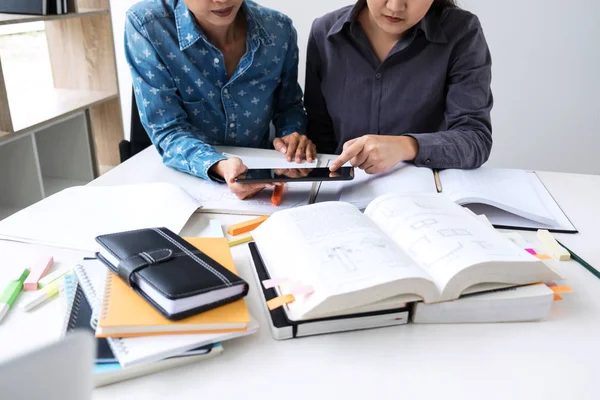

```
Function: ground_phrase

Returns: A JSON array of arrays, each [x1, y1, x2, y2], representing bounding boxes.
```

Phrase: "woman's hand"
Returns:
[[329, 135, 419, 174], [211, 157, 270, 200], [273, 132, 317, 163]]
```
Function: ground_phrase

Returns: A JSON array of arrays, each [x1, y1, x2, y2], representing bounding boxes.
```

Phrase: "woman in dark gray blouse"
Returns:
[[304, 0, 493, 174]]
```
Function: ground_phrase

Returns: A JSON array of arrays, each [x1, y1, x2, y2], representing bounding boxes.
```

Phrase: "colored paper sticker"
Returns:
[[553, 294, 563, 301], [267, 294, 295, 310], [525, 248, 537, 255], [536, 254, 552, 260]]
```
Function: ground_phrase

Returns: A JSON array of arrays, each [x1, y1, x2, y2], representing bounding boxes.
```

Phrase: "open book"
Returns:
[[317, 165, 576, 233], [251, 193, 560, 321]]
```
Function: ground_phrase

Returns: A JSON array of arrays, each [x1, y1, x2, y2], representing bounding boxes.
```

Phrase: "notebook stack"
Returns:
[[249, 193, 568, 340], [61, 231, 258, 387]]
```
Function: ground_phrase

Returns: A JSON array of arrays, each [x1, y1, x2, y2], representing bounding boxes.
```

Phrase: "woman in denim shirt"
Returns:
[[125, 0, 315, 199], [305, 0, 493, 174]]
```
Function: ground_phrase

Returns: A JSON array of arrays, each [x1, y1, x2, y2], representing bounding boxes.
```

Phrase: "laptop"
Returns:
[[0, 331, 95, 399]]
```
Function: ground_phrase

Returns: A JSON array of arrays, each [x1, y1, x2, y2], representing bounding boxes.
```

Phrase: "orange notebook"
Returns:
[[95, 237, 251, 338]]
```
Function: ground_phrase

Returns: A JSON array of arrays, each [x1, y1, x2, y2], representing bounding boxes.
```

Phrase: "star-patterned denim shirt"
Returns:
[[125, 0, 307, 180]]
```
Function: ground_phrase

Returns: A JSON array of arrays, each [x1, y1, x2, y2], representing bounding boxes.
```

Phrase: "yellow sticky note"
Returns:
[[536, 254, 552, 260], [266, 294, 295, 311], [536, 230, 571, 261], [227, 235, 253, 247]]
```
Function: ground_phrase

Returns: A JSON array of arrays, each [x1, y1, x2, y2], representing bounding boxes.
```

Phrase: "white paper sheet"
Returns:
[[0, 183, 200, 251]]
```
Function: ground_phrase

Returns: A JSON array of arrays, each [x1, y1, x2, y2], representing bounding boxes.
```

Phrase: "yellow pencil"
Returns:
[[228, 235, 253, 247]]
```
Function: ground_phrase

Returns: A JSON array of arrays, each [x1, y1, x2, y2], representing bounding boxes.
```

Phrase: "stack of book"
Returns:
[[61, 232, 257, 387], [249, 193, 569, 339]]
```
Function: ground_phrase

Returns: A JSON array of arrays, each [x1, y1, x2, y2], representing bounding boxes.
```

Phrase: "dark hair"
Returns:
[[432, 0, 459, 8]]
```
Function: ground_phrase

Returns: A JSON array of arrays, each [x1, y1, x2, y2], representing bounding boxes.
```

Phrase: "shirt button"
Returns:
[[375, 73, 382, 79], [424, 159, 431, 165], [223, 88, 228, 94], [214, 58, 220, 64], [229, 123, 235, 128]]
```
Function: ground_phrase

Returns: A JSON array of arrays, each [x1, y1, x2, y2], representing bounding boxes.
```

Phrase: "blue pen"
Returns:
[[0, 269, 30, 323]]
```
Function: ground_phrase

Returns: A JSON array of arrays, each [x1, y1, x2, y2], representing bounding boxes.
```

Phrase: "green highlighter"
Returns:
[[0, 269, 30, 324]]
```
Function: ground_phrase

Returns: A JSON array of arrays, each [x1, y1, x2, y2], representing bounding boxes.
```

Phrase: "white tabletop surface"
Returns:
[[2, 147, 600, 400]]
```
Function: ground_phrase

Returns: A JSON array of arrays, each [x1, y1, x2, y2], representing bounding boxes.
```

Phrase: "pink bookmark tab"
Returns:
[[525, 248, 537, 255], [289, 285, 314, 296], [262, 278, 288, 289], [23, 256, 54, 291]]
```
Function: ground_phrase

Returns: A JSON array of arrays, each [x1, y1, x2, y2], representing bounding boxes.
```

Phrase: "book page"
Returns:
[[365, 194, 536, 294], [251, 201, 437, 319], [0, 183, 200, 252], [332, 163, 436, 209], [439, 168, 557, 226]]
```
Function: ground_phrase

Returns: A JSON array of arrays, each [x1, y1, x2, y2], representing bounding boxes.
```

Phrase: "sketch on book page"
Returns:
[[365, 195, 535, 287]]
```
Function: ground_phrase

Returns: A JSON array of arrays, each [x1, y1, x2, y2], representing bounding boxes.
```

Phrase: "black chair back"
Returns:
[[119, 89, 153, 162]]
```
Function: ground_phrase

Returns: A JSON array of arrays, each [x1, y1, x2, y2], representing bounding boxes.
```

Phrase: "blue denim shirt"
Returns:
[[125, 0, 307, 180]]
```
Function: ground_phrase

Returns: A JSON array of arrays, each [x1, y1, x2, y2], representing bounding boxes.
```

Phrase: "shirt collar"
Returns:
[[175, 0, 274, 51], [327, 0, 448, 44]]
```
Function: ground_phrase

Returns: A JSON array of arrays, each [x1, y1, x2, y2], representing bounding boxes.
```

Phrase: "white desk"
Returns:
[[2, 148, 600, 400]]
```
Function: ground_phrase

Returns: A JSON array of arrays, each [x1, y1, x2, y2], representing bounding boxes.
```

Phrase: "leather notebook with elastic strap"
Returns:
[[95, 227, 249, 320]]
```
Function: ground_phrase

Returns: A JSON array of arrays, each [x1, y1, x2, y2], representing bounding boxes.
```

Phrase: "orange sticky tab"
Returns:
[[227, 216, 269, 236], [553, 294, 563, 301], [271, 184, 284, 206], [266, 294, 295, 311], [550, 286, 573, 293], [536, 254, 552, 260]]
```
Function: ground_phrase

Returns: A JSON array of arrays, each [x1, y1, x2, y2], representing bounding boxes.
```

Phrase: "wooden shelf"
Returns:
[[0, 8, 108, 26], [43, 177, 88, 197], [7, 87, 117, 135]]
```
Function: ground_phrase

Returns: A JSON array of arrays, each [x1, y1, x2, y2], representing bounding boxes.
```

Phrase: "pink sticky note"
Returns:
[[23, 257, 54, 291], [262, 278, 288, 289], [289, 285, 314, 296], [525, 248, 537, 255]]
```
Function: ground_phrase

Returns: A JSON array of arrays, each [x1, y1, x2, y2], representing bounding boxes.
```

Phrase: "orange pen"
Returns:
[[271, 183, 284, 206]]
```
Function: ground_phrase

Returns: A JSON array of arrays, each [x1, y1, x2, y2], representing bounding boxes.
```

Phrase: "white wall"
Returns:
[[110, 0, 600, 174]]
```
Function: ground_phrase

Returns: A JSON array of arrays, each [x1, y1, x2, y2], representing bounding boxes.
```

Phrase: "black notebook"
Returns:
[[95, 227, 249, 320], [248, 242, 411, 340], [66, 284, 116, 363], [0, 0, 47, 15]]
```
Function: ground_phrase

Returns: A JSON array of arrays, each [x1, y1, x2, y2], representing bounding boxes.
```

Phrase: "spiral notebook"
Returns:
[[64, 281, 116, 363], [74, 258, 259, 368]]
